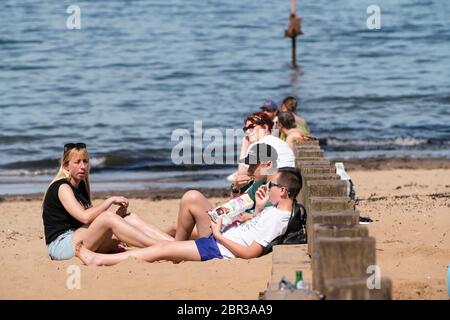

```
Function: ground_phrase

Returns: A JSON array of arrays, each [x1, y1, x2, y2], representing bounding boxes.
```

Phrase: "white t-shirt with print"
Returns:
[[247, 134, 295, 168], [217, 206, 291, 259]]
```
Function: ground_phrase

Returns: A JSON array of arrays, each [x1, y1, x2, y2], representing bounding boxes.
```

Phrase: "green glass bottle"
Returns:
[[295, 270, 306, 290]]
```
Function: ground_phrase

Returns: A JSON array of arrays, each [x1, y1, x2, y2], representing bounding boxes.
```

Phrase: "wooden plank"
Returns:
[[299, 165, 334, 175], [297, 160, 330, 166], [309, 222, 365, 258], [300, 174, 340, 204], [306, 180, 348, 197], [306, 211, 360, 255], [303, 173, 340, 181], [314, 224, 368, 238], [295, 145, 321, 150], [307, 196, 354, 213], [297, 157, 325, 161], [294, 140, 319, 147], [295, 149, 324, 159], [305, 197, 355, 254], [312, 237, 376, 293]]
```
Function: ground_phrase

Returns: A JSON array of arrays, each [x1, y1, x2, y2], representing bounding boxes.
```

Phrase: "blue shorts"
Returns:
[[48, 229, 75, 260], [194, 235, 223, 261]]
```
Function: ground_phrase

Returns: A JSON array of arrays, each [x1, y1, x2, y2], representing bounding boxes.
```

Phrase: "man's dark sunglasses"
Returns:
[[64, 143, 87, 152], [268, 181, 290, 195], [268, 181, 284, 189]]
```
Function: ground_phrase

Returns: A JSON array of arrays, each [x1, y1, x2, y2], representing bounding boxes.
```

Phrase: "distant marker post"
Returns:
[[284, 0, 304, 67]]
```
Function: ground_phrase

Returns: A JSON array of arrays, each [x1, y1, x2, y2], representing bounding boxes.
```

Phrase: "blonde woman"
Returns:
[[42, 143, 172, 260]]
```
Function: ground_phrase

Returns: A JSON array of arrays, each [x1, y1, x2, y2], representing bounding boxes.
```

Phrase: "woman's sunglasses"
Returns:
[[243, 124, 257, 132], [64, 143, 87, 152]]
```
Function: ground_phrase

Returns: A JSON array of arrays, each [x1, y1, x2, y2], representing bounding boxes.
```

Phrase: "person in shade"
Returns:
[[42, 143, 172, 261], [74, 170, 302, 266]]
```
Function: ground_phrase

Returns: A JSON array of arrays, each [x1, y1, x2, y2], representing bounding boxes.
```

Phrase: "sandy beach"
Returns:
[[0, 162, 449, 300]]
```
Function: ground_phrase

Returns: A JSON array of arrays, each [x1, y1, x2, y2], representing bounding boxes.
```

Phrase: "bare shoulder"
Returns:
[[286, 131, 301, 141], [58, 183, 74, 197]]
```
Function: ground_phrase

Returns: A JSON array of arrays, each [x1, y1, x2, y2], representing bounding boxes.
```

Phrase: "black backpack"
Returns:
[[262, 201, 307, 255]]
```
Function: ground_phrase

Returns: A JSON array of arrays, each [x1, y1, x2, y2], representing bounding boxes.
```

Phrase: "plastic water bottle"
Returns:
[[294, 270, 308, 291], [278, 276, 294, 291]]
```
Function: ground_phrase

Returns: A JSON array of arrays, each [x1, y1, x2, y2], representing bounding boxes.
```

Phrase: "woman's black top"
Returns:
[[42, 179, 91, 244]]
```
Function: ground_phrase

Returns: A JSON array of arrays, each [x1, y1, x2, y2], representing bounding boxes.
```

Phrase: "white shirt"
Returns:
[[248, 135, 295, 169], [217, 206, 291, 259]]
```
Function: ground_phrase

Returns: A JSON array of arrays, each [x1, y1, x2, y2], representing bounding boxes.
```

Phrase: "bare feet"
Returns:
[[74, 241, 100, 266]]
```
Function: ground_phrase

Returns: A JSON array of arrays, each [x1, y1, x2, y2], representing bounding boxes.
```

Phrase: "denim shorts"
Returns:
[[194, 234, 223, 261], [48, 229, 75, 260]]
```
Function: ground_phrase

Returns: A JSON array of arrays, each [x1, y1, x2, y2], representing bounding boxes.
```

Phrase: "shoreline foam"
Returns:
[[2, 157, 450, 200]]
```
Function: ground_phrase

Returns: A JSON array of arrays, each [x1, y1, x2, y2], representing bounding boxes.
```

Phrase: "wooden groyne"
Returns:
[[262, 140, 392, 300]]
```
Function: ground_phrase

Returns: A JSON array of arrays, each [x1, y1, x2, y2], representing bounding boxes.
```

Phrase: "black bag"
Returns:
[[262, 201, 307, 255]]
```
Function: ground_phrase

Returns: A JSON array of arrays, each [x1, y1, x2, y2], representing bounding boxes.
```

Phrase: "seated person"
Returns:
[[42, 143, 172, 261], [279, 96, 310, 137], [75, 170, 302, 266], [260, 99, 278, 121], [235, 111, 295, 192], [277, 111, 313, 150]]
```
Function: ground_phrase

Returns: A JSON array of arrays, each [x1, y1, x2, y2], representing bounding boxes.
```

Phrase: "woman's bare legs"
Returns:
[[75, 240, 201, 266], [86, 212, 173, 253], [73, 211, 158, 251], [94, 230, 120, 253], [123, 213, 174, 241], [175, 190, 214, 241]]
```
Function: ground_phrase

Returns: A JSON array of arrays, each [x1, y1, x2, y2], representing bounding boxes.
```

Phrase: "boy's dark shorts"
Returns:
[[194, 234, 223, 261]]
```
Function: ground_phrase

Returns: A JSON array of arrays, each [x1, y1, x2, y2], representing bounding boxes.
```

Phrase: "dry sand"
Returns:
[[0, 168, 449, 299], [350, 168, 450, 300]]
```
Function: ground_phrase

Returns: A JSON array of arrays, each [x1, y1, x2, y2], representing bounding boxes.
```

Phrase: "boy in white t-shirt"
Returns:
[[74, 170, 302, 266]]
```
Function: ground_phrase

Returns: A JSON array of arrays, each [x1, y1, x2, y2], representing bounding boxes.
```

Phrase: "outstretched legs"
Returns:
[[123, 212, 174, 241], [75, 239, 201, 266], [73, 211, 160, 252]]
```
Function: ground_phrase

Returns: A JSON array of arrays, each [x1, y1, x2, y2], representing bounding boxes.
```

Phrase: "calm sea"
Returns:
[[1, 0, 449, 195]]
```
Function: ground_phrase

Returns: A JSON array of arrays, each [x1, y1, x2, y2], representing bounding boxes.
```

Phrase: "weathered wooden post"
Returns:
[[285, 0, 303, 67]]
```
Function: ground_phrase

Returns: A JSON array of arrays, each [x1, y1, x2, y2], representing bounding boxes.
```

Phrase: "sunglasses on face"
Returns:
[[243, 124, 257, 132], [268, 181, 284, 189], [268, 181, 291, 195], [64, 143, 87, 152]]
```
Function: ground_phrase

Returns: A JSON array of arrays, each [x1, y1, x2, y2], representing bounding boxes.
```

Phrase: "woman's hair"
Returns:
[[244, 111, 274, 131], [43, 147, 91, 203], [277, 111, 296, 129], [282, 96, 297, 113]]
